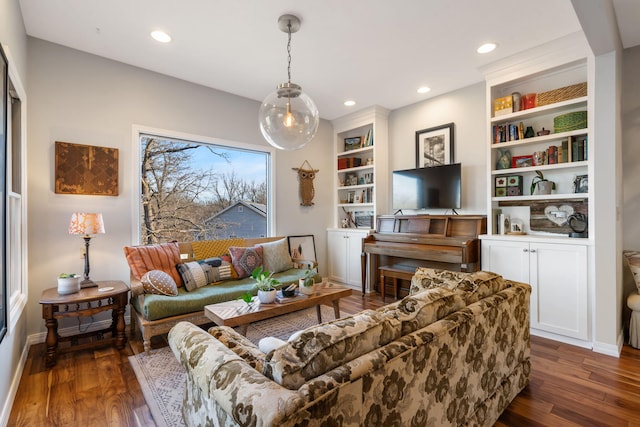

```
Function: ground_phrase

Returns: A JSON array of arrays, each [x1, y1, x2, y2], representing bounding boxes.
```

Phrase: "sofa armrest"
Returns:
[[168, 322, 305, 426], [207, 325, 267, 371], [129, 274, 145, 298]]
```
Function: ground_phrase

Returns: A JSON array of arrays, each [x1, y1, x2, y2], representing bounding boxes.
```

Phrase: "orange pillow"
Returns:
[[123, 242, 183, 287]]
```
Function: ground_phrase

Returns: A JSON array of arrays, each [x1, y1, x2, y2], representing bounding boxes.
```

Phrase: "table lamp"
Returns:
[[69, 212, 105, 288]]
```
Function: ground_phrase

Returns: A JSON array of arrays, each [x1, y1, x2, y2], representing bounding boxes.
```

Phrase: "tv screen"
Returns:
[[392, 163, 461, 210]]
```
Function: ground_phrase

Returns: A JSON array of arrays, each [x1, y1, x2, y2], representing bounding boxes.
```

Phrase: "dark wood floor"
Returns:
[[8, 292, 640, 426]]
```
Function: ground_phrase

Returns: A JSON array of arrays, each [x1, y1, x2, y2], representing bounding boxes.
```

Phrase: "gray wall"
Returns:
[[0, 0, 28, 422], [388, 83, 487, 214], [25, 37, 334, 337]]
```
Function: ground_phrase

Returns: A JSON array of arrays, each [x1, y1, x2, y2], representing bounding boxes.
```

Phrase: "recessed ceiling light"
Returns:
[[151, 30, 172, 43], [344, 100, 356, 107], [477, 42, 497, 54], [417, 86, 431, 94]]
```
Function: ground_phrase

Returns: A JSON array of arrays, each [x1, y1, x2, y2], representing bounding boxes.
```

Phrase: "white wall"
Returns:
[[0, 0, 29, 423], [25, 37, 334, 337], [622, 45, 640, 250], [388, 83, 487, 214]]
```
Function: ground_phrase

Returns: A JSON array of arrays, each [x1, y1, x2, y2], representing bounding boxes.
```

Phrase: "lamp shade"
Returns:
[[69, 212, 105, 236], [259, 83, 319, 151]]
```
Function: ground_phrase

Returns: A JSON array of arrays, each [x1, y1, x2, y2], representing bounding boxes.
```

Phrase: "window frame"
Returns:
[[131, 125, 276, 244]]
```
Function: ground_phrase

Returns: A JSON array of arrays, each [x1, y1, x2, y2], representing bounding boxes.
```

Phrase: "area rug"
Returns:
[[129, 305, 339, 427]]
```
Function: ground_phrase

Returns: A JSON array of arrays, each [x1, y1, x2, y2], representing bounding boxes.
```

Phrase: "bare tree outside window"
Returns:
[[140, 135, 269, 244]]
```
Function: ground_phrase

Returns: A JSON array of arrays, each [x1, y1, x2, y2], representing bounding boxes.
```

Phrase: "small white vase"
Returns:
[[57, 277, 81, 295], [257, 289, 277, 304], [299, 278, 315, 295]]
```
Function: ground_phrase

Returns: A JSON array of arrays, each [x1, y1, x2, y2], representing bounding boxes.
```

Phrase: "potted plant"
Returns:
[[252, 266, 279, 303], [299, 269, 316, 295], [530, 170, 556, 195], [57, 273, 80, 295]]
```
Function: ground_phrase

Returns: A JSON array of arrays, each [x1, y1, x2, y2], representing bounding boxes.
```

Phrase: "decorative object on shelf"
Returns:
[[537, 128, 551, 136], [345, 172, 358, 186], [259, 14, 319, 151], [512, 155, 533, 168], [354, 211, 374, 228], [573, 174, 588, 193], [415, 122, 454, 167], [544, 204, 574, 226], [530, 170, 556, 195], [498, 213, 510, 235], [493, 95, 513, 116], [506, 175, 523, 196], [508, 219, 526, 235], [292, 160, 318, 206], [57, 273, 80, 295], [536, 82, 587, 106], [522, 93, 537, 109], [532, 151, 547, 166], [344, 136, 362, 151], [512, 92, 522, 112], [55, 141, 119, 196], [553, 111, 587, 133], [496, 149, 511, 170], [567, 213, 588, 238], [529, 200, 587, 234], [69, 212, 105, 288], [495, 176, 507, 197], [366, 158, 373, 166], [524, 126, 535, 138]]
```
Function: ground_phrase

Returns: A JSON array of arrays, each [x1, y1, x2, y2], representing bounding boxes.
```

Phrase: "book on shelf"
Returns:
[[561, 139, 569, 163], [362, 129, 374, 147]]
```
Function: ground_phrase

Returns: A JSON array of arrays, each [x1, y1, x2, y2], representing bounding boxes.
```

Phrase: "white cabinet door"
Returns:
[[327, 230, 348, 283], [327, 229, 367, 287], [481, 239, 530, 283], [481, 238, 588, 342], [531, 242, 588, 340]]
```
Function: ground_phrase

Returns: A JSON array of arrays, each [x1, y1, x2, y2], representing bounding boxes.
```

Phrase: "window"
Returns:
[[135, 127, 274, 244]]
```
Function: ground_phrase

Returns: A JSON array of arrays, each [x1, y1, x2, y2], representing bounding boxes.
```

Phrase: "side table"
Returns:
[[39, 280, 129, 367]]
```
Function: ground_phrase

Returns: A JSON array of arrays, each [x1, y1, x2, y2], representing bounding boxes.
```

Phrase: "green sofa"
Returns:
[[124, 236, 321, 353]]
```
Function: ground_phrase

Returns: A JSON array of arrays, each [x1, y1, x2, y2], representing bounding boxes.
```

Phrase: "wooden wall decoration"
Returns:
[[499, 198, 587, 234], [292, 160, 319, 206], [55, 141, 119, 196]]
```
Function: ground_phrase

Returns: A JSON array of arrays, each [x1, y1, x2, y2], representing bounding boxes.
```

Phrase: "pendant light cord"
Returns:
[[286, 20, 292, 84]]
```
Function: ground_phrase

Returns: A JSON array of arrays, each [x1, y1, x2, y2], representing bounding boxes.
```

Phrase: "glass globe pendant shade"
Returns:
[[259, 82, 319, 151]]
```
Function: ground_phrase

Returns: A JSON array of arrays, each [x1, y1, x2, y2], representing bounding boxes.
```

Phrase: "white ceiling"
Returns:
[[18, 0, 639, 121]]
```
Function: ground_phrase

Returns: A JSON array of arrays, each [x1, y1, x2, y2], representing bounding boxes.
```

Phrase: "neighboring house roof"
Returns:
[[204, 200, 266, 223]]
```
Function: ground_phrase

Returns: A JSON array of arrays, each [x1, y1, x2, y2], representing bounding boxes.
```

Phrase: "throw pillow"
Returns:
[[220, 254, 239, 279], [123, 242, 183, 287], [191, 238, 246, 260], [141, 270, 178, 296], [228, 246, 263, 278], [261, 238, 294, 274], [201, 257, 222, 267]]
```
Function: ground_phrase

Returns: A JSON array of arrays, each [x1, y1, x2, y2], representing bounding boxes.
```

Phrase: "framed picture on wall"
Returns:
[[415, 123, 454, 168]]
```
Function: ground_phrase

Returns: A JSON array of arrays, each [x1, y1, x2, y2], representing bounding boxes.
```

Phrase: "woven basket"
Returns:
[[537, 82, 587, 106], [554, 111, 587, 133]]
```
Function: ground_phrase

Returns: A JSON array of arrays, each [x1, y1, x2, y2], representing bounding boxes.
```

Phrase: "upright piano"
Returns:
[[361, 214, 486, 296]]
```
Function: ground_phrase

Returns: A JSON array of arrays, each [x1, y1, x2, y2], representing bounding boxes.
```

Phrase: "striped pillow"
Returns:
[[123, 242, 183, 287], [176, 261, 233, 291]]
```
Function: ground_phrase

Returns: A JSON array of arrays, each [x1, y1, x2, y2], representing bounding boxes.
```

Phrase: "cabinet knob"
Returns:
[[523, 249, 529, 253], [530, 249, 536, 253]]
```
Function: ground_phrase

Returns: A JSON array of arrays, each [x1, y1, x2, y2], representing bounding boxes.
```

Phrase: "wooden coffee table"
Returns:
[[204, 283, 352, 335]]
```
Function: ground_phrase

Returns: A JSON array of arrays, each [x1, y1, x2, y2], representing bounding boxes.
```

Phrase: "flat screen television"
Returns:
[[392, 163, 461, 210]]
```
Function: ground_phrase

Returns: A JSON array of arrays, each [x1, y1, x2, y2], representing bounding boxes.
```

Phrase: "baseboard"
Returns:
[[529, 329, 593, 349], [591, 329, 624, 358]]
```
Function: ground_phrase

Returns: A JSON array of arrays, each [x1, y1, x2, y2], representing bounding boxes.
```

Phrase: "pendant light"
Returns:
[[259, 14, 319, 151]]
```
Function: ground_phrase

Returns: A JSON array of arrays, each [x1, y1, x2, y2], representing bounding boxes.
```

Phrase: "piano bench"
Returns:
[[379, 264, 417, 303]]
